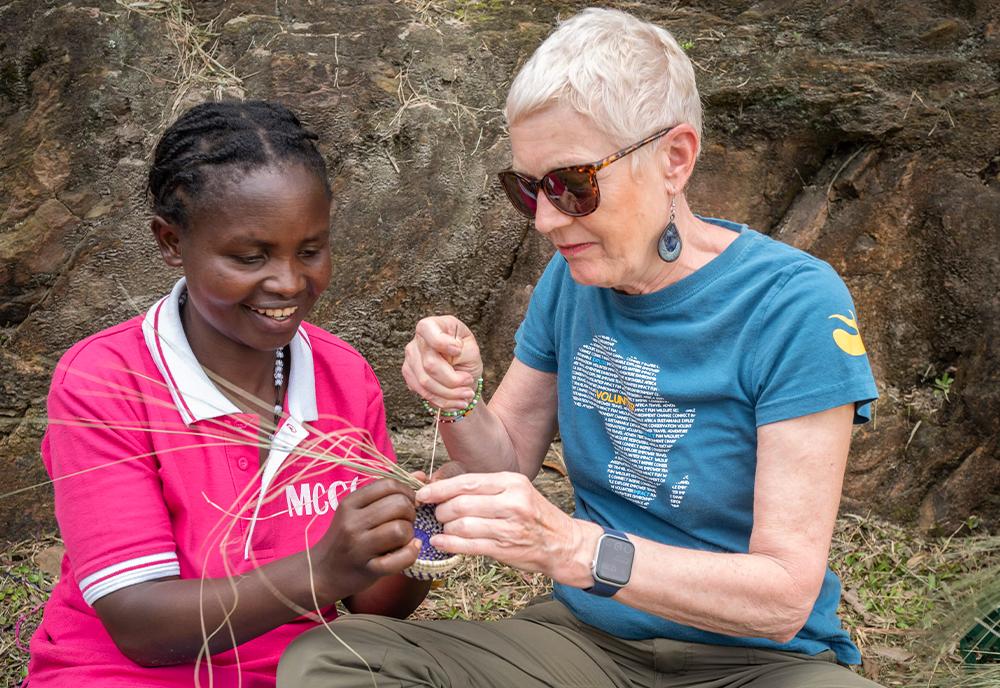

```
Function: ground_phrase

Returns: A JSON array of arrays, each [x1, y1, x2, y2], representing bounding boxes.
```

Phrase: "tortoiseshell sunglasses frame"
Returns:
[[497, 125, 676, 219]]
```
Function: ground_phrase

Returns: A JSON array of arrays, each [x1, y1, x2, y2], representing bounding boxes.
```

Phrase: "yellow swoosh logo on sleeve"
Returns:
[[829, 311, 867, 356]]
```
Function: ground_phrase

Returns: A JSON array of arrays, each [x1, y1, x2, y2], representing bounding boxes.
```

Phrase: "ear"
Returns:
[[656, 123, 700, 195], [151, 216, 184, 268]]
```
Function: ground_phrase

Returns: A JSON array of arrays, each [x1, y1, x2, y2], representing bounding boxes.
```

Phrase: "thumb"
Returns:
[[430, 461, 467, 482]]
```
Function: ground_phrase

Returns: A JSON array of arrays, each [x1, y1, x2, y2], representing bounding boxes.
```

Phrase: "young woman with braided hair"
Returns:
[[26, 100, 430, 687]]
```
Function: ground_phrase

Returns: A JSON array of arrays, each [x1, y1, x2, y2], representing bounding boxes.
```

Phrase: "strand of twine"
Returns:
[[429, 407, 442, 478], [427, 324, 460, 478]]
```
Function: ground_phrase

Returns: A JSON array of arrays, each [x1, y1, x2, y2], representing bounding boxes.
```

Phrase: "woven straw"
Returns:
[[403, 504, 463, 581], [403, 554, 463, 580]]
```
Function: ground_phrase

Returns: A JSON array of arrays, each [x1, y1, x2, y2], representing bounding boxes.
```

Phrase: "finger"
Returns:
[[450, 335, 482, 373], [347, 478, 416, 511], [336, 497, 415, 539], [427, 533, 497, 558], [411, 349, 476, 403], [433, 494, 513, 523], [361, 519, 420, 556], [403, 347, 472, 409], [421, 346, 477, 391], [414, 317, 467, 360], [401, 355, 432, 399], [366, 538, 422, 577], [430, 461, 466, 482], [409, 470, 428, 484], [415, 318, 484, 380], [363, 492, 418, 528], [405, 336, 467, 385], [440, 515, 506, 540], [403, 341, 453, 399], [416, 472, 508, 504]]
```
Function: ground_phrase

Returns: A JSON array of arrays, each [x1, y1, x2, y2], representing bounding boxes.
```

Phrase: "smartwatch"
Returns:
[[584, 527, 634, 597]]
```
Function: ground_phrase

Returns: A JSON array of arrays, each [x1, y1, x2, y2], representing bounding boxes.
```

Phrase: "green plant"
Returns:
[[681, 40, 695, 51], [933, 371, 954, 401]]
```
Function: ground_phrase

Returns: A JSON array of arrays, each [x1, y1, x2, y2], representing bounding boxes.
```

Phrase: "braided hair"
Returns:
[[148, 100, 331, 229]]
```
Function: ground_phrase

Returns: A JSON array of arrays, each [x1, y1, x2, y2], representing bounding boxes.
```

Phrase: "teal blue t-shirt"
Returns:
[[513, 220, 878, 664]]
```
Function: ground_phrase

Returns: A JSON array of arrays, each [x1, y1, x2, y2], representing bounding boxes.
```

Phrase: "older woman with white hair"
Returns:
[[279, 8, 881, 688]]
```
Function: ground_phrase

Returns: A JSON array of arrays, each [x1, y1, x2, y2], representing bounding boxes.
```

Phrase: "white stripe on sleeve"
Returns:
[[79, 552, 180, 606]]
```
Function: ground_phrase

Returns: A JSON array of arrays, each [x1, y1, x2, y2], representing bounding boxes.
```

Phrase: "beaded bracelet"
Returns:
[[422, 377, 484, 422]]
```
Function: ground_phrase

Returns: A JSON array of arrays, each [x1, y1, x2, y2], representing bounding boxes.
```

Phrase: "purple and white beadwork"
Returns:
[[403, 503, 462, 580]]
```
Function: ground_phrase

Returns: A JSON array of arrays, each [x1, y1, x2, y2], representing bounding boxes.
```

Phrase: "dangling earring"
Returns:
[[657, 197, 682, 263]]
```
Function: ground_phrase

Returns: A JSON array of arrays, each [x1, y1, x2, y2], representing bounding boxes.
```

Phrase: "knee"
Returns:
[[277, 619, 387, 687], [277, 627, 332, 687]]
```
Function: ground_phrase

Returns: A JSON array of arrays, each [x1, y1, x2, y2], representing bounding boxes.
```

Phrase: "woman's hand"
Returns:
[[415, 472, 589, 584], [403, 315, 482, 410], [313, 478, 421, 599], [430, 462, 467, 482]]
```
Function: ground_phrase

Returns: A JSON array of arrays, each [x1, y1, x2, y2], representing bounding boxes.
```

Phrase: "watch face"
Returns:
[[595, 536, 634, 586]]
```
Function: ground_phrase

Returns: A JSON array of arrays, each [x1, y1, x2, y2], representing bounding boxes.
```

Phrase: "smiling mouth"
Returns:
[[247, 305, 298, 322]]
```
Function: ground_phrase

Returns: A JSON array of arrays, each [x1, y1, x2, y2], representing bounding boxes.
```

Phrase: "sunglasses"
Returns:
[[497, 126, 675, 219]]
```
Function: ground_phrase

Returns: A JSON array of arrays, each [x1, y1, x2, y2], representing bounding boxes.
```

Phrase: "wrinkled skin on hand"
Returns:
[[416, 471, 582, 582], [402, 315, 483, 411]]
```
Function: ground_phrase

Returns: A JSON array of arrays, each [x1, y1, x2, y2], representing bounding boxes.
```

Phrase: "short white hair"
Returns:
[[505, 8, 703, 160]]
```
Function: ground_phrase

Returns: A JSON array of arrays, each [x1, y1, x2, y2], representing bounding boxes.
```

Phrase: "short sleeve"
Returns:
[[513, 257, 563, 373], [44, 355, 180, 606], [752, 260, 878, 426]]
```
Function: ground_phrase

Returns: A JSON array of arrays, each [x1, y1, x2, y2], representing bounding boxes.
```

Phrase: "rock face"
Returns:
[[1, 0, 998, 539]]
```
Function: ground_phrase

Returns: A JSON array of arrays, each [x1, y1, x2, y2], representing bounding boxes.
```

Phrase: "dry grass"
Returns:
[[413, 555, 552, 623], [3, 429, 997, 686], [116, 0, 245, 121], [373, 56, 492, 152], [393, 0, 505, 28], [828, 514, 999, 684]]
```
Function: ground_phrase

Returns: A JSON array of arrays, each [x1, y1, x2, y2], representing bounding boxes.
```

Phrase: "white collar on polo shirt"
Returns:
[[142, 277, 319, 426], [144, 278, 324, 559]]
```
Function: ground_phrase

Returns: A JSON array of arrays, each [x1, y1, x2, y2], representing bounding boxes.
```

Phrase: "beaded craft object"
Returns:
[[402, 503, 462, 580]]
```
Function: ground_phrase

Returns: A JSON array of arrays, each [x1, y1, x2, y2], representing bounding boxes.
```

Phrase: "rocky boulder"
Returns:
[[1, 0, 997, 539]]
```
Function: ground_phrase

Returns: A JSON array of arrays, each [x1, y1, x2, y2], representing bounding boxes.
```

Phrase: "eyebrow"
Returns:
[[512, 157, 591, 178], [227, 230, 329, 248], [514, 147, 614, 176]]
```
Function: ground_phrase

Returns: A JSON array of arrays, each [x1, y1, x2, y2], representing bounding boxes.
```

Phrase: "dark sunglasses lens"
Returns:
[[499, 172, 538, 218], [543, 169, 598, 216]]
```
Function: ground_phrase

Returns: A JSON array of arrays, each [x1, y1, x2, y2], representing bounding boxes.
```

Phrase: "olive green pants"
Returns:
[[277, 598, 883, 688]]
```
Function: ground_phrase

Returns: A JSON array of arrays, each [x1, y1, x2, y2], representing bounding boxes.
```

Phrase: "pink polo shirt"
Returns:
[[28, 278, 397, 687]]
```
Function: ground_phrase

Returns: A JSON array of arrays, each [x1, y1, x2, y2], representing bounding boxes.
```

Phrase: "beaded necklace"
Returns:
[[178, 290, 286, 432]]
